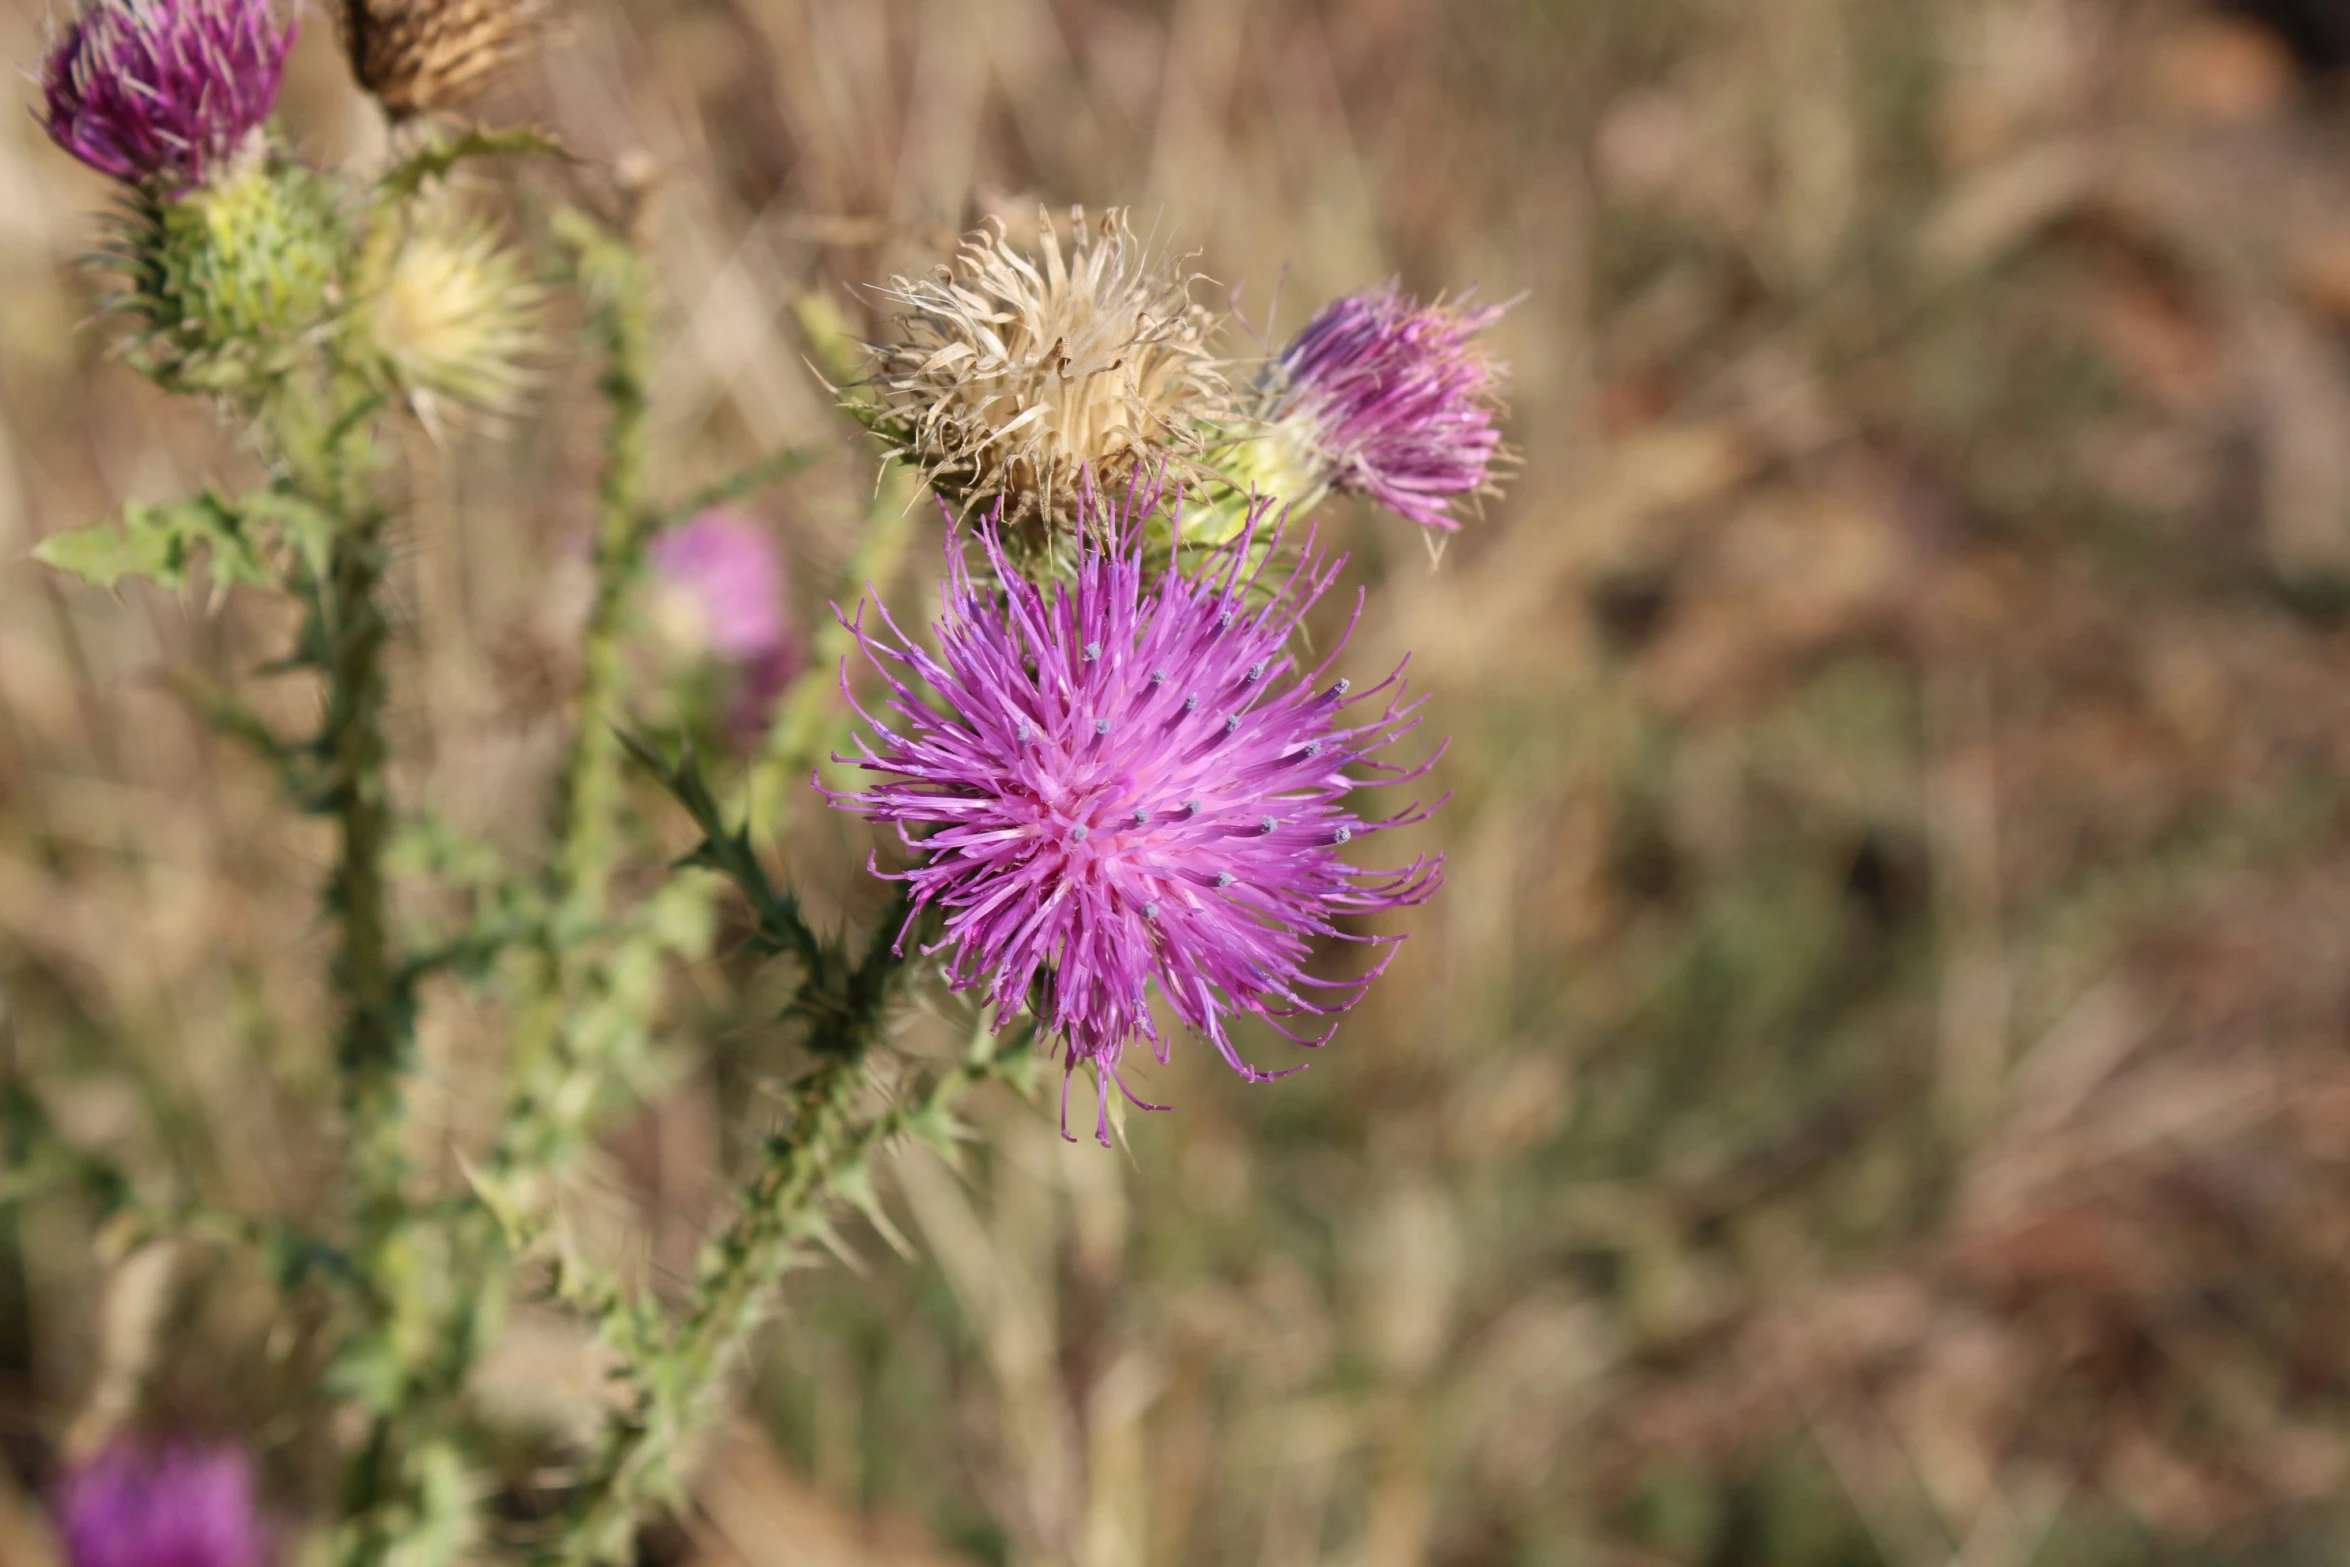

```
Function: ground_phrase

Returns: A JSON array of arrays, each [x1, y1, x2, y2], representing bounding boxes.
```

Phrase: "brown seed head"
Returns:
[[863, 208, 1234, 530], [341, 0, 558, 120]]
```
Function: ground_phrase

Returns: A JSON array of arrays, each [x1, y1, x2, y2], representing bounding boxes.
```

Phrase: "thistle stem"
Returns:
[[545, 1017, 1030, 1566], [324, 512, 401, 1184]]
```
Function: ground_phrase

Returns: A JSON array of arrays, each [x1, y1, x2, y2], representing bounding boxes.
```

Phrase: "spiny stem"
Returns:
[[556, 214, 655, 917], [544, 1016, 1030, 1566], [334, 215, 668, 1567], [499, 211, 659, 1156], [324, 511, 400, 1181]]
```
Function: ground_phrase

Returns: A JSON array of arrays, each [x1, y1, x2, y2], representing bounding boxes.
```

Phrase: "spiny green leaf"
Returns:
[[33, 489, 336, 595]]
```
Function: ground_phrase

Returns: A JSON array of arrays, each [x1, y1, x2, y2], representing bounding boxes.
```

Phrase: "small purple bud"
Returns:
[[39, 0, 296, 190], [1271, 284, 1507, 532], [650, 510, 804, 745], [60, 1442, 271, 1567]]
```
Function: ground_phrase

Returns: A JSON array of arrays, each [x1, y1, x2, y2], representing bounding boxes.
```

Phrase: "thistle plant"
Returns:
[[10, 3, 1508, 1559]]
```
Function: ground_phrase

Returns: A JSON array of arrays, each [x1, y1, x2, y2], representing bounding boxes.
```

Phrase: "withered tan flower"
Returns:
[[340, 0, 558, 120], [863, 208, 1234, 530]]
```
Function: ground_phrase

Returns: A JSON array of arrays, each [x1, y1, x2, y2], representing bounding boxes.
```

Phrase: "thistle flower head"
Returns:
[[651, 510, 803, 743], [61, 1443, 270, 1567], [340, 0, 559, 120], [1258, 285, 1506, 532], [39, 0, 295, 190], [357, 203, 544, 426], [864, 210, 1233, 531], [826, 479, 1443, 1144]]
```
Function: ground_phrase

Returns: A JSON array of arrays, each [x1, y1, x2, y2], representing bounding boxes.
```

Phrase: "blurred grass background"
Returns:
[[12, 0, 2350, 1562]]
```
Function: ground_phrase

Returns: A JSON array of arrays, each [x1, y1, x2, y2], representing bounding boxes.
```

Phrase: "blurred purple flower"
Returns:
[[38, 0, 295, 190], [825, 480, 1444, 1144], [1267, 285, 1506, 532], [61, 1443, 270, 1567], [650, 510, 803, 743]]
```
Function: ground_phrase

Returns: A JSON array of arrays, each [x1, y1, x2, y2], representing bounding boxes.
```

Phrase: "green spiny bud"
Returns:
[[103, 146, 345, 395], [1187, 419, 1333, 547], [355, 202, 544, 429]]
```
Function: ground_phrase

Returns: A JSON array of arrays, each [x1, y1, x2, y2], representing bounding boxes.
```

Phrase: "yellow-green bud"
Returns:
[[107, 147, 345, 396], [1183, 420, 1333, 547]]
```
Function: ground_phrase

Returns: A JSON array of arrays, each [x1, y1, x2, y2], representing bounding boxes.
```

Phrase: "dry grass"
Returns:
[[10, 0, 2350, 1562]]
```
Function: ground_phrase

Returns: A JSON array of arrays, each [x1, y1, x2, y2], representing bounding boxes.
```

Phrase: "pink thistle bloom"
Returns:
[[38, 0, 295, 190], [825, 481, 1444, 1144], [650, 510, 804, 743], [1266, 285, 1506, 532], [60, 1443, 271, 1567]]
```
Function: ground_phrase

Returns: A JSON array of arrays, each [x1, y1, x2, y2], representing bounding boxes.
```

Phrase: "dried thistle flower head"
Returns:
[[863, 209, 1233, 530], [356, 202, 544, 427], [340, 0, 558, 119]]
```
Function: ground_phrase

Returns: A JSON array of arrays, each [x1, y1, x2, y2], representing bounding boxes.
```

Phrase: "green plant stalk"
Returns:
[[287, 379, 460, 1565], [545, 1020, 1033, 1566], [324, 511, 401, 1193], [746, 462, 920, 837], [329, 216, 669, 1567], [501, 210, 659, 1165]]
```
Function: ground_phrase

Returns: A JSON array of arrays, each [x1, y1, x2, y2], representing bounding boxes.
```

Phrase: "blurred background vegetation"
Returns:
[[10, 0, 2350, 1562]]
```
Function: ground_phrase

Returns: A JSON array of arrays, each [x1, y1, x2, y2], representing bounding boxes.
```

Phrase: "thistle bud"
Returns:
[[39, 0, 294, 192], [862, 209, 1234, 531], [105, 152, 346, 395], [1239, 285, 1507, 533], [648, 511, 803, 745], [60, 1442, 272, 1567], [340, 0, 559, 120], [354, 204, 544, 427]]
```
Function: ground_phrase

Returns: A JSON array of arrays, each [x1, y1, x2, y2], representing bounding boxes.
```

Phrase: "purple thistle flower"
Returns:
[[650, 510, 804, 743], [38, 0, 295, 190], [651, 511, 793, 663], [825, 480, 1444, 1145], [1266, 285, 1506, 532], [60, 1443, 271, 1567]]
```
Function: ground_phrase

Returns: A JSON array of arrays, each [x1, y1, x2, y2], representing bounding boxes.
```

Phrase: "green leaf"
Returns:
[[33, 490, 332, 595], [33, 515, 180, 591]]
